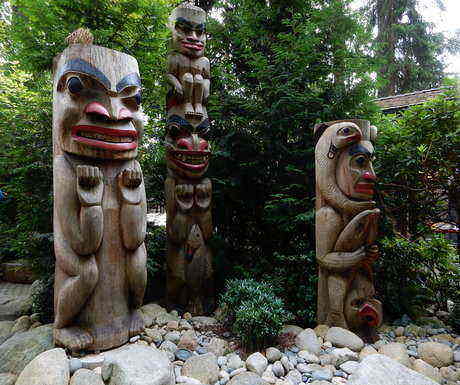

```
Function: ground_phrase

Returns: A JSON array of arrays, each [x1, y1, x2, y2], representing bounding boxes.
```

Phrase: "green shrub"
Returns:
[[449, 300, 460, 333], [144, 225, 167, 303], [218, 278, 293, 351], [375, 234, 459, 320]]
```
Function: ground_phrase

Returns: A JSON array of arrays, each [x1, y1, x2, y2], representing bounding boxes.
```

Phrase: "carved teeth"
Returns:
[[78, 131, 133, 143]]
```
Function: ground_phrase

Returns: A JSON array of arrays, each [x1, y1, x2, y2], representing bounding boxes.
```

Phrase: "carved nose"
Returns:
[[118, 108, 132, 120], [176, 138, 193, 151], [363, 171, 377, 181], [199, 139, 209, 151], [84, 102, 110, 119]]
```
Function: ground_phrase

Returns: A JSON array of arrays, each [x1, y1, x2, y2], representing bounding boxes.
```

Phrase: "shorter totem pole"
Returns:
[[53, 29, 147, 351], [165, 3, 214, 314], [315, 119, 382, 341]]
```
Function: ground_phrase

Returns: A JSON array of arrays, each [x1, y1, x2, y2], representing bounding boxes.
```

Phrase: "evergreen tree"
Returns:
[[367, 0, 459, 96]]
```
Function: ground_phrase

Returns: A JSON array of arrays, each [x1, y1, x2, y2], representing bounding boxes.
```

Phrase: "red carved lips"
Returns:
[[170, 150, 210, 172], [358, 303, 381, 327], [182, 41, 204, 51], [355, 182, 374, 196], [71, 125, 138, 151]]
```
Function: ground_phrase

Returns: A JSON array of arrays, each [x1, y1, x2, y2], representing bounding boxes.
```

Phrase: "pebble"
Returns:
[[229, 367, 246, 377], [176, 349, 193, 361]]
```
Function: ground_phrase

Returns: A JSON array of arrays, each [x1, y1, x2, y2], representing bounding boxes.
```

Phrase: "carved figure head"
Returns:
[[165, 116, 211, 179], [345, 296, 383, 330], [336, 128, 377, 200], [53, 29, 145, 160], [169, 4, 206, 58]]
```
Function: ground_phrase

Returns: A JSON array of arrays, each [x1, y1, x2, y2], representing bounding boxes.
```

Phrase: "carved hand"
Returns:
[[195, 183, 211, 209], [347, 200, 376, 216], [176, 184, 194, 211], [76, 165, 104, 206], [174, 83, 184, 97], [118, 169, 143, 205]]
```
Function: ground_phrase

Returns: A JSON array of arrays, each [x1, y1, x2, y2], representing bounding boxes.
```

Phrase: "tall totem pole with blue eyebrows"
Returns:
[[52, 29, 147, 351], [165, 3, 214, 314]]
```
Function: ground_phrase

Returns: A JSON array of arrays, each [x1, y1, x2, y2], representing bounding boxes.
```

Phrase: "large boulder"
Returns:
[[0, 324, 54, 374], [102, 344, 174, 385], [378, 343, 411, 368], [295, 328, 321, 355], [0, 322, 13, 345], [227, 372, 269, 385], [246, 352, 268, 375], [325, 327, 364, 352], [0, 282, 35, 321], [418, 342, 454, 368], [15, 348, 69, 385], [347, 354, 439, 385], [0, 373, 16, 385], [70, 368, 105, 385], [412, 359, 442, 383], [181, 353, 219, 384], [140, 303, 167, 327]]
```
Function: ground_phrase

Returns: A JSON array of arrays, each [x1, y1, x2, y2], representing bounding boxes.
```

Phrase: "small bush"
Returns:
[[449, 300, 460, 333], [218, 278, 293, 351], [375, 234, 459, 320], [144, 225, 167, 303]]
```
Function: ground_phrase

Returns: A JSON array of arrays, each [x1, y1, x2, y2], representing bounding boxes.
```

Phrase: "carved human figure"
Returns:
[[52, 29, 147, 351], [167, 3, 210, 122], [315, 119, 382, 341]]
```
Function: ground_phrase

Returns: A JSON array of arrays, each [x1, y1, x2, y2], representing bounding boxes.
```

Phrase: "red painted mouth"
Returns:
[[71, 125, 138, 151], [355, 183, 374, 195], [345, 134, 360, 142], [182, 41, 204, 51], [358, 303, 381, 327], [169, 150, 210, 172]]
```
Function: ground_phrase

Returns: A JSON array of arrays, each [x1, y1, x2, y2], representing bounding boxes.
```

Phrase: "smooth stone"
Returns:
[[227, 372, 269, 385], [15, 348, 69, 385], [176, 349, 193, 361], [145, 328, 163, 344], [246, 352, 268, 375], [347, 354, 439, 385], [227, 354, 244, 370], [331, 347, 359, 363], [182, 353, 219, 384], [326, 327, 364, 352], [453, 351, 460, 362], [103, 344, 174, 385], [230, 368, 246, 377], [378, 343, 411, 368], [412, 359, 442, 383], [140, 303, 167, 327], [0, 321, 14, 345], [339, 361, 360, 374], [359, 345, 378, 361], [217, 356, 228, 367], [207, 338, 229, 357], [311, 368, 333, 382], [80, 353, 105, 370], [286, 369, 302, 384], [190, 317, 218, 327], [197, 347, 208, 355], [69, 358, 83, 374], [281, 356, 293, 372], [0, 373, 16, 385], [0, 324, 53, 374], [295, 329, 321, 355], [272, 361, 284, 377], [164, 331, 181, 344], [314, 325, 330, 339], [69, 368, 104, 385], [160, 340, 178, 354], [298, 350, 320, 363], [156, 313, 180, 327], [266, 347, 282, 363], [418, 342, 454, 368]]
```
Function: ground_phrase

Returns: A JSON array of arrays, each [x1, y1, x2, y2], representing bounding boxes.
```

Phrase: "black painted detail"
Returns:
[[134, 92, 142, 106], [67, 76, 84, 94], [116, 73, 142, 93], [349, 144, 372, 157], [58, 58, 111, 90], [175, 17, 206, 33]]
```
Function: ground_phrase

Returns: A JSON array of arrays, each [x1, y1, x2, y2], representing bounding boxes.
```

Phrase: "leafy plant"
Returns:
[[218, 279, 293, 351], [144, 225, 167, 303]]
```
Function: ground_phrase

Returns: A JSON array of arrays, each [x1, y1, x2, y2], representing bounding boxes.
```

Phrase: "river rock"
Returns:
[[359, 346, 378, 361], [266, 347, 282, 363], [207, 337, 228, 357], [347, 354, 439, 385], [295, 329, 321, 355], [412, 359, 442, 383], [0, 324, 53, 374], [227, 354, 244, 370], [246, 352, 268, 375], [418, 342, 454, 368], [0, 373, 16, 385], [182, 353, 219, 384], [340, 361, 360, 374], [378, 343, 411, 368], [0, 322, 13, 345], [70, 368, 104, 385], [140, 303, 167, 327], [298, 350, 320, 363], [228, 372, 269, 385], [314, 325, 330, 339], [103, 344, 174, 385], [326, 327, 364, 352], [15, 348, 69, 385]]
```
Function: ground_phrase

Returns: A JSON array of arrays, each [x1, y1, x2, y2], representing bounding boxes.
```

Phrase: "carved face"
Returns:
[[345, 297, 383, 330], [165, 119, 211, 179], [172, 16, 206, 58], [336, 141, 376, 200], [53, 45, 144, 159]]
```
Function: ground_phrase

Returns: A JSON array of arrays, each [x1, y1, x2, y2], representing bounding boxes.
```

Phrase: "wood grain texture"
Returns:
[[52, 34, 146, 351], [315, 119, 382, 341]]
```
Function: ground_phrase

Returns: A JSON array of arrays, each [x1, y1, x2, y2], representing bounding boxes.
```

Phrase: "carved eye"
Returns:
[[356, 156, 366, 166], [343, 127, 350, 134], [67, 77, 84, 94], [134, 92, 141, 106]]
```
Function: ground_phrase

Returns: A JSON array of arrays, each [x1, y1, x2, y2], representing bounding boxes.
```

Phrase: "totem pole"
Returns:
[[52, 29, 147, 351], [165, 3, 213, 314], [315, 119, 382, 341]]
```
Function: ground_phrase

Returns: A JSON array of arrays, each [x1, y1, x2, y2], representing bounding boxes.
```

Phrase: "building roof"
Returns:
[[373, 87, 452, 112]]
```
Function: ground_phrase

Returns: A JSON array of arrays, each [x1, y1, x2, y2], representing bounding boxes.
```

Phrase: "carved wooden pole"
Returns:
[[52, 29, 147, 351], [165, 4, 214, 314], [314, 119, 382, 341]]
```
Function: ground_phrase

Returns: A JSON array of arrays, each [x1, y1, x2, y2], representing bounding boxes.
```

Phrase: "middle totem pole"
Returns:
[[165, 3, 213, 314], [314, 119, 382, 341]]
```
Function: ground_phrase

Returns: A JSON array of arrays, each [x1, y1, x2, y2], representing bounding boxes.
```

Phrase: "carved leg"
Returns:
[[54, 254, 98, 351], [182, 73, 195, 116], [193, 74, 204, 117], [327, 274, 348, 328]]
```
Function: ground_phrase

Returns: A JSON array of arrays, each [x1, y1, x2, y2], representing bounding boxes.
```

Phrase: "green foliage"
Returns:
[[144, 226, 167, 302], [219, 279, 293, 350], [449, 300, 460, 333], [374, 89, 460, 239], [375, 234, 459, 319]]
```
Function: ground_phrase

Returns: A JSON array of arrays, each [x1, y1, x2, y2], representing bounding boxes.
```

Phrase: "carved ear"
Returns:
[[370, 125, 378, 142]]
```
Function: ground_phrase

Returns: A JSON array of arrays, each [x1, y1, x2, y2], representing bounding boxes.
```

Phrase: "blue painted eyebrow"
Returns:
[[58, 58, 111, 90], [116, 73, 141, 93]]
